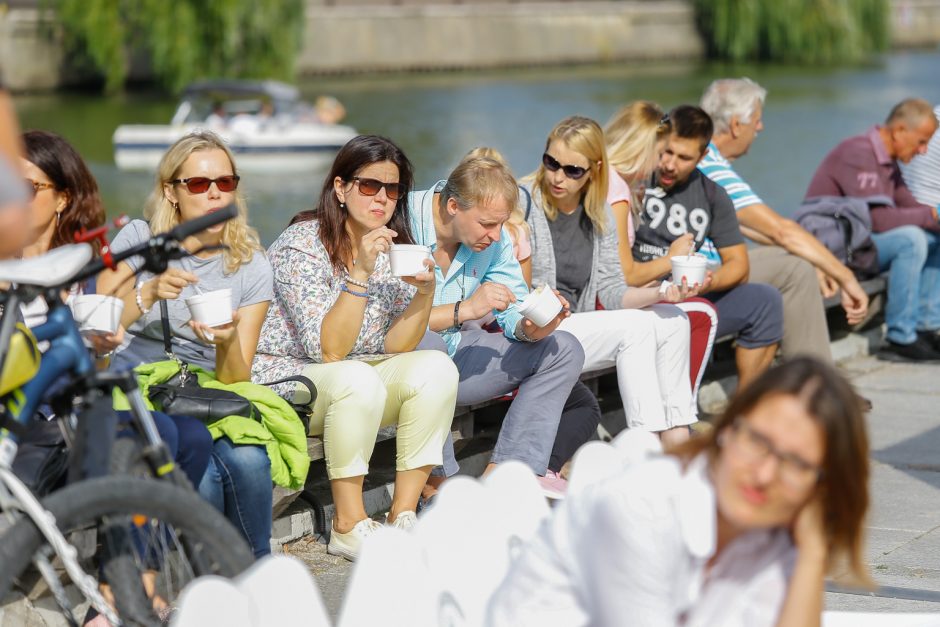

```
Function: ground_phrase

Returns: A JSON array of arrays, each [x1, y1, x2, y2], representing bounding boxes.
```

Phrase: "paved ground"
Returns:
[[286, 355, 940, 620]]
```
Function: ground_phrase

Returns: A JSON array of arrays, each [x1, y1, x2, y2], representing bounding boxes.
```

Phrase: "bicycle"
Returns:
[[0, 205, 253, 626]]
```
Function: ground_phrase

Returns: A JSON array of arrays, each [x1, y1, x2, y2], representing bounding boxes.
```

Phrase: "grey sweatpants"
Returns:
[[748, 246, 831, 361], [419, 328, 585, 476]]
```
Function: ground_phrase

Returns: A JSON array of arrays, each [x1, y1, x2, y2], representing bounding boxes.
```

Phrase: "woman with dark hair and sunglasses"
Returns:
[[489, 357, 871, 626], [252, 135, 458, 561], [98, 131, 307, 560], [524, 116, 699, 447]]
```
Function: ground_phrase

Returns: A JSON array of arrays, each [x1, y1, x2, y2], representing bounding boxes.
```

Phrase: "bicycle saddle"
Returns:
[[0, 243, 93, 288]]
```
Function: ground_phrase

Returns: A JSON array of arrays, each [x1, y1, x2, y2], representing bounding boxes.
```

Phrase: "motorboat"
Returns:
[[112, 80, 357, 172]]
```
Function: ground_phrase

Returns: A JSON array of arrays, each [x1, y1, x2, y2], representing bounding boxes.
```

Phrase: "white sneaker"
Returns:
[[386, 510, 417, 532], [327, 518, 382, 561]]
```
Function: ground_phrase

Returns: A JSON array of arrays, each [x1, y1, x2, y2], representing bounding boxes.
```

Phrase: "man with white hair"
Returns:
[[806, 98, 940, 361], [698, 77, 870, 363], [900, 103, 940, 209]]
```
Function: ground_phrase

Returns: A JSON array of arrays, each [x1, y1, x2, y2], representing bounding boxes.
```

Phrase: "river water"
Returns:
[[13, 50, 940, 246]]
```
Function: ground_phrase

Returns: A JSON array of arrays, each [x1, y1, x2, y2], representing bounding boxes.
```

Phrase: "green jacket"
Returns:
[[114, 360, 310, 489]]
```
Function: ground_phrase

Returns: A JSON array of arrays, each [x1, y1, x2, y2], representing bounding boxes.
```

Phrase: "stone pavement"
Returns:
[[287, 355, 940, 620]]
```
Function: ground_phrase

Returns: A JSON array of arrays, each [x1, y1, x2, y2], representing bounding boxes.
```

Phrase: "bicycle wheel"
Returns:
[[0, 475, 254, 626]]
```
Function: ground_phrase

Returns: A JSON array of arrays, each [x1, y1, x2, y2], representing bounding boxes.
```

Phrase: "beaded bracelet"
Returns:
[[135, 278, 152, 315], [341, 284, 368, 298], [345, 274, 369, 289]]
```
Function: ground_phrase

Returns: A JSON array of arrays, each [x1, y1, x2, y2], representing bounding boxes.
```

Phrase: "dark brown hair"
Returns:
[[668, 104, 714, 155], [291, 135, 414, 273], [672, 357, 871, 586], [23, 130, 105, 255]]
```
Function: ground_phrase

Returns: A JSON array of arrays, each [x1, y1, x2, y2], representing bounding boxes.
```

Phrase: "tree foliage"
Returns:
[[54, 0, 305, 93], [694, 0, 890, 65]]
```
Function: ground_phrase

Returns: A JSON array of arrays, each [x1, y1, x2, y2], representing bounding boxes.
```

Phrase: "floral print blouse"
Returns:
[[251, 219, 415, 394]]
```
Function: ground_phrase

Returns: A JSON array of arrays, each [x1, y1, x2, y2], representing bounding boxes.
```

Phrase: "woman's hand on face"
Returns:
[[190, 310, 240, 345], [147, 268, 200, 303], [401, 258, 436, 295], [354, 227, 397, 276], [792, 495, 828, 560]]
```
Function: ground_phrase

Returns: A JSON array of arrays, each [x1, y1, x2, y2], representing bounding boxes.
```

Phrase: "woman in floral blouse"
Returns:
[[252, 135, 458, 561]]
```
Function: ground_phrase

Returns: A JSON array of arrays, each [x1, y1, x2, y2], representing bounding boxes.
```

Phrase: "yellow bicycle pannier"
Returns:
[[0, 323, 41, 397]]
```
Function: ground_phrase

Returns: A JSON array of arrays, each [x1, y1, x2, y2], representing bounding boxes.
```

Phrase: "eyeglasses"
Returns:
[[350, 177, 406, 201], [541, 153, 590, 180], [170, 175, 240, 194], [25, 179, 56, 199], [725, 418, 823, 489]]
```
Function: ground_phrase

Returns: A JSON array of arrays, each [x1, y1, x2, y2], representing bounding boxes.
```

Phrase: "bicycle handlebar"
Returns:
[[66, 204, 238, 289], [168, 205, 238, 242]]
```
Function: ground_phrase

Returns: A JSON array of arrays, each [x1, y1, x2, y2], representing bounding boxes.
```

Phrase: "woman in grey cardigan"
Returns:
[[525, 116, 699, 446]]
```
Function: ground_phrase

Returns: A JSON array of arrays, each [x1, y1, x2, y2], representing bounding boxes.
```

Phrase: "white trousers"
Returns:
[[559, 304, 696, 431]]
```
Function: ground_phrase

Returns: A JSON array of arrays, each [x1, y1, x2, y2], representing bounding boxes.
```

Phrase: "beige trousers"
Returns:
[[301, 350, 458, 480], [748, 246, 831, 361]]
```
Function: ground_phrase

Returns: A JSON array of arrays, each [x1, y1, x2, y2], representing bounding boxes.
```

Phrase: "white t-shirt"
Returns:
[[487, 454, 796, 627]]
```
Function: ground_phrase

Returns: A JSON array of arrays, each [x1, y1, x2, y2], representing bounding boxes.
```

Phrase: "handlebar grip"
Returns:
[[168, 204, 238, 242]]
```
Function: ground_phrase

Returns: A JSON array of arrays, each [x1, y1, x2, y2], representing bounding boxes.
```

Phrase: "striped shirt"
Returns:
[[409, 181, 527, 356], [900, 105, 940, 208], [695, 142, 762, 264]]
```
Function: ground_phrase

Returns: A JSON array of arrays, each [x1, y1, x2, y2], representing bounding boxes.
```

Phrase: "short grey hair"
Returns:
[[701, 78, 768, 135]]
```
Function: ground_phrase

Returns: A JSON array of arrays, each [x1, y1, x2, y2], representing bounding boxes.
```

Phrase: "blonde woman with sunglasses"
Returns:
[[524, 116, 697, 447], [98, 131, 306, 559]]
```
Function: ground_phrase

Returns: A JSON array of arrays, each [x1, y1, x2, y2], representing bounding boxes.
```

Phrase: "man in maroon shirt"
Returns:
[[805, 98, 940, 361]]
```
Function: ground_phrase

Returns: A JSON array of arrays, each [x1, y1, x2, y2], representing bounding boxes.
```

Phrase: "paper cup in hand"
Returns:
[[186, 288, 233, 328], [516, 285, 563, 328], [69, 294, 124, 335], [670, 255, 708, 287], [389, 244, 433, 277]]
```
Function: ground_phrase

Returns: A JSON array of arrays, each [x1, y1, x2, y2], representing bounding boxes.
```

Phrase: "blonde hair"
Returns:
[[604, 101, 671, 215], [439, 155, 519, 218], [529, 116, 609, 233], [463, 147, 529, 239], [145, 131, 263, 274]]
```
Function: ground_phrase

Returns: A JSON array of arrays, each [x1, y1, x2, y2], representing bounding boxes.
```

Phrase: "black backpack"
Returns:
[[793, 195, 886, 279]]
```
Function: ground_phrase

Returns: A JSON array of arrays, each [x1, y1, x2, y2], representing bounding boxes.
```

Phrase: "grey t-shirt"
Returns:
[[109, 219, 274, 372], [633, 170, 743, 263], [546, 205, 594, 306]]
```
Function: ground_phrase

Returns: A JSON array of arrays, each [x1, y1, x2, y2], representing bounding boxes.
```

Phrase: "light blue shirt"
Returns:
[[409, 181, 527, 356], [696, 141, 764, 266]]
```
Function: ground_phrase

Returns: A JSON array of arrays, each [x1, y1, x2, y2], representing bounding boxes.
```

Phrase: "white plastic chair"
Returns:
[[340, 462, 550, 627], [171, 555, 331, 627], [338, 527, 434, 627]]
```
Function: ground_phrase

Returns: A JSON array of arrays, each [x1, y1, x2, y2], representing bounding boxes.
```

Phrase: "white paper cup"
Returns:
[[69, 294, 124, 335], [185, 288, 233, 328], [670, 255, 708, 287], [516, 285, 563, 327], [389, 244, 433, 277]]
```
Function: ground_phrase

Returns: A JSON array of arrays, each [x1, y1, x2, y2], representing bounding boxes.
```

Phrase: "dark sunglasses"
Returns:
[[658, 113, 671, 129], [351, 177, 406, 201], [170, 175, 240, 194], [25, 179, 56, 199], [541, 153, 590, 180]]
